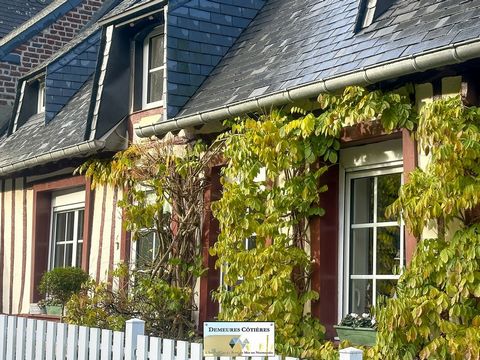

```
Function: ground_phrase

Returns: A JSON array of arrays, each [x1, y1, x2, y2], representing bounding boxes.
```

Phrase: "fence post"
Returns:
[[339, 347, 363, 360], [124, 318, 145, 360]]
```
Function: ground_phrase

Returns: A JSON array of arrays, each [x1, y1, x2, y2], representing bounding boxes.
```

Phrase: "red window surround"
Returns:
[[30, 175, 94, 302]]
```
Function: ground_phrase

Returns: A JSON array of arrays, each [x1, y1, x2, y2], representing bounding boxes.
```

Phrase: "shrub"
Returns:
[[39, 267, 90, 310], [65, 265, 199, 340]]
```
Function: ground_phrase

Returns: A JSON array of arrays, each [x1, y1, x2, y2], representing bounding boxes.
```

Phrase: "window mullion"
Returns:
[[50, 213, 57, 269], [372, 176, 378, 309], [63, 213, 69, 267], [72, 210, 79, 268]]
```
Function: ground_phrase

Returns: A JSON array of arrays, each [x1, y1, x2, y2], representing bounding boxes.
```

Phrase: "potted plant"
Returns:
[[334, 313, 377, 346], [39, 267, 90, 317]]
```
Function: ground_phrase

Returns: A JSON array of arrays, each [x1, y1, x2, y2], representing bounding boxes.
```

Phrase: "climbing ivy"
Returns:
[[72, 84, 480, 359], [74, 139, 220, 339], [367, 96, 480, 359], [211, 87, 415, 359]]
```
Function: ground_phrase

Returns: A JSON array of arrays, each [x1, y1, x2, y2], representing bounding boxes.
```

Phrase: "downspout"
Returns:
[[0, 140, 105, 177], [136, 38, 480, 138]]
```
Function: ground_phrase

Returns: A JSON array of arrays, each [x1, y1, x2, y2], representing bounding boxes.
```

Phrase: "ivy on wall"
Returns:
[[370, 96, 480, 359], [73, 84, 480, 359], [211, 87, 415, 359]]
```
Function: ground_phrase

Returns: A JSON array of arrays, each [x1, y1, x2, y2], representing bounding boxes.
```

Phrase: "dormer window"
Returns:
[[356, 0, 395, 31], [362, 0, 376, 28], [142, 29, 165, 109], [38, 81, 46, 113]]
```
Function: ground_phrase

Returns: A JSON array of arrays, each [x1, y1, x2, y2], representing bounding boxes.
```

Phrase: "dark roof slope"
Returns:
[[178, 0, 480, 116], [0, 78, 92, 168], [0, 0, 52, 39]]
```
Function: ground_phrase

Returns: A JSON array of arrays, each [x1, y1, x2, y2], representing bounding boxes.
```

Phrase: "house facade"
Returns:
[[0, 0, 480, 338], [0, 0, 117, 132]]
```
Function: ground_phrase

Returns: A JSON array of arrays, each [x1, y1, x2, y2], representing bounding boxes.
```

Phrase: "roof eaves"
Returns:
[[0, 139, 105, 177], [98, 0, 166, 26], [135, 37, 480, 137], [0, 0, 83, 60]]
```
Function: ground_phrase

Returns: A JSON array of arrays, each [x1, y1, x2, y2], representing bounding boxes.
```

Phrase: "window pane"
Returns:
[[377, 226, 401, 275], [66, 211, 75, 241], [246, 235, 256, 250], [377, 279, 397, 301], [349, 279, 373, 314], [148, 69, 164, 103], [377, 173, 401, 222], [351, 177, 374, 224], [77, 210, 84, 240], [350, 228, 373, 275], [54, 244, 65, 268], [65, 243, 73, 267], [137, 232, 155, 268], [149, 35, 164, 69], [55, 213, 66, 242], [76, 241, 83, 268]]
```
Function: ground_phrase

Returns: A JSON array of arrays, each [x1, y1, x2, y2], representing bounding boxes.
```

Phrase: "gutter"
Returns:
[[136, 38, 480, 138], [98, 0, 166, 26], [0, 140, 105, 177]]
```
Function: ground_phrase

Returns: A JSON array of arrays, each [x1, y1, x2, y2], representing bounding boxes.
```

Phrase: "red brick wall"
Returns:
[[0, 0, 104, 117]]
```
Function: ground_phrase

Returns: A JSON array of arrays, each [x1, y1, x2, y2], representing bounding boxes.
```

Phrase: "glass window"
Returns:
[[345, 170, 404, 314], [50, 207, 84, 269], [136, 231, 159, 269], [220, 235, 256, 291], [143, 30, 165, 108], [38, 81, 46, 113]]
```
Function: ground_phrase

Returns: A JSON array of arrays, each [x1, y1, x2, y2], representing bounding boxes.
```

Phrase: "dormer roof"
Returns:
[[0, 0, 53, 39], [137, 0, 480, 136]]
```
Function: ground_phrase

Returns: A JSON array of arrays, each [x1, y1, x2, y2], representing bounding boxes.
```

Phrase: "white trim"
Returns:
[[51, 189, 85, 208], [342, 166, 404, 315], [338, 140, 405, 318], [362, 0, 377, 28], [142, 27, 165, 109], [340, 139, 402, 171], [12, 82, 26, 133], [89, 25, 114, 140], [337, 162, 346, 323], [48, 190, 86, 269], [38, 81, 46, 114]]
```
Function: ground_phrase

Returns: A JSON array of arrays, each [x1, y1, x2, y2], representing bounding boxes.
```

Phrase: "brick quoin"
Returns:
[[0, 0, 104, 117]]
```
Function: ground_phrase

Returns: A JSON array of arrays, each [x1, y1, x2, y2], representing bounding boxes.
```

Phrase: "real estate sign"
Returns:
[[203, 322, 275, 357]]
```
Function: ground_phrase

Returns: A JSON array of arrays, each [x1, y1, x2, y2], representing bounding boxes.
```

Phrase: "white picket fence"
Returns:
[[0, 315, 202, 360], [0, 314, 363, 360]]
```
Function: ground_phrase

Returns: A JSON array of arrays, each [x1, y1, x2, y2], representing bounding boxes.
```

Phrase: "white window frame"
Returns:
[[48, 190, 85, 269], [131, 190, 172, 270], [342, 166, 404, 315], [142, 27, 166, 109], [134, 230, 159, 268], [337, 139, 404, 321], [219, 235, 256, 288], [38, 81, 46, 113]]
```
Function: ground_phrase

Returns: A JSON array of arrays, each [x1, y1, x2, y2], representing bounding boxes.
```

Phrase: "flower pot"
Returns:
[[29, 303, 46, 315], [334, 325, 377, 347], [45, 305, 62, 316]]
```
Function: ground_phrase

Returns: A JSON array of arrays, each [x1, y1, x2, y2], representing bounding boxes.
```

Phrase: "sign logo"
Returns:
[[229, 337, 249, 349], [204, 322, 275, 357]]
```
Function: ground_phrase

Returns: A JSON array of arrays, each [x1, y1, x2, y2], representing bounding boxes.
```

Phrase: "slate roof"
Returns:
[[178, 0, 480, 116], [0, 0, 52, 39], [98, 0, 151, 21], [24, 0, 123, 78], [0, 78, 92, 168]]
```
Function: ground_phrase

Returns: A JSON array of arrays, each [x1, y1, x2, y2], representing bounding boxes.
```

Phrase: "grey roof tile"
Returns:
[[178, 0, 480, 117], [0, 78, 93, 168], [0, 0, 52, 39]]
